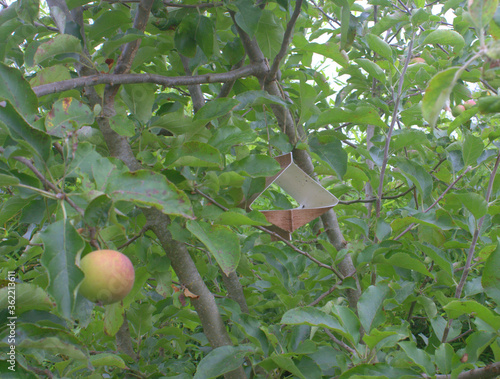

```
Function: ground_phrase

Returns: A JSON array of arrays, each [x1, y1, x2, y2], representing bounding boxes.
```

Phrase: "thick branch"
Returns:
[[32, 64, 264, 97], [423, 362, 500, 379], [231, 10, 361, 309]]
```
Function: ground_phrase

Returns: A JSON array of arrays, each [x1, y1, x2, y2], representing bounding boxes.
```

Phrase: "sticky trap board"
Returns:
[[249, 153, 339, 240]]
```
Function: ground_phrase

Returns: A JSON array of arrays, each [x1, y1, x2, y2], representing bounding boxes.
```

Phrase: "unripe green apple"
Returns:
[[79, 249, 135, 305], [464, 99, 476, 109], [451, 104, 465, 117], [410, 57, 425, 64]]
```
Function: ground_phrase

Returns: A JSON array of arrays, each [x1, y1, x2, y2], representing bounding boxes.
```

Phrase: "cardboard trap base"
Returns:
[[249, 153, 339, 240]]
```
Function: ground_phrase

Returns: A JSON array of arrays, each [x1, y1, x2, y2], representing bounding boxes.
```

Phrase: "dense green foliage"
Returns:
[[0, 0, 500, 377]]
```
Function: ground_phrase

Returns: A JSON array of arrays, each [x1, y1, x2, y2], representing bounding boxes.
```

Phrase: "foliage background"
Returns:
[[0, 0, 500, 377]]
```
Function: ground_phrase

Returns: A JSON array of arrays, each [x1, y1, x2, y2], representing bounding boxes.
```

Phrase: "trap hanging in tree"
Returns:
[[249, 153, 339, 240]]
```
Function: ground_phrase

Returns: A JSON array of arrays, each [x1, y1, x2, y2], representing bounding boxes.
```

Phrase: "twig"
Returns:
[[323, 328, 357, 355], [308, 280, 343, 306], [338, 185, 415, 205], [309, 0, 340, 27], [32, 64, 264, 97], [446, 328, 473, 343], [164, 0, 224, 8], [0, 147, 85, 215], [268, 0, 303, 81], [375, 37, 414, 217], [117, 226, 150, 250], [455, 153, 500, 299], [442, 153, 500, 343], [394, 166, 472, 240], [194, 188, 345, 279]]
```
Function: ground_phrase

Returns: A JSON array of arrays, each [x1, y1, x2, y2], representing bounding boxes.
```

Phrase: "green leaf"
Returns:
[[468, 0, 499, 29], [234, 90, 290, 110], [375, 219, 392, 241], [435, 343, 455, 375], [392, 158, 433, 201], [482, 242, 500, 304], [194, 15, 216, 57], [164, 141, 222, 168], [103, 303, 124, 337], [84, 194, 112, 227], [109, 114, 136, 137], [106, 170, 194, 219], [415, 242, 453, 276], [423, 29, 465, 53], [293, 34, 349, 67], [226, 155, 281, 178], [377, 253, 434, 278], [365, 34, 392, 60], [0, 283, 53, 314], [234, 0, 262, 37], [453, 192, 488, 219], [310, 135, 347, 179], [270, 354, 307, 379], [29, 65, 72, 88], [358, 283, 390, 333], [411, 8, 430, 25], [18, 336, 87, 360], [16, 0, 39, 24], [174, 15, 198, 58], [355, 58, 386, 82], [34, 34, 82, 64], [0, 63, 38, 122], [215, 209, 271, 226], [0, 173, 20, 186], [399, 341, 435, 375], [255, 10, 284, 59], [187, 221, 241, 275], [444, 300, 500, 330], [90, 353, 126, 368], [281, 307, 349, 339], [40, 220, 85, 319], [193, 345, 254, 379], [45, 98, 94, 137], [100, 30, 144, 57], [88, 10, 132, 42], [0, 196, 34, 225], [315, 106, 386, 129], [422, 67, 459, 127], [120, 84, 156, 124], [0, 99, 51, 161], [462, 134, 484, 166], [194, 98, 240, 121], [363, 329, 400, 350]]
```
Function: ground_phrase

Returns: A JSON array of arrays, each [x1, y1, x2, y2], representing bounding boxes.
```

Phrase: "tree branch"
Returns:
[[422, 362, 500, 379], [194, 188, 346, 280], [323, 328, 357, 355], [394, 166, 472, 241], [32, 64, 264, 97], [267, 0, 303, 81], [230, 9, 361, 309], [0, 147, 85, 216], [375, 38, 414, 217], [455, 153, 500, 299]]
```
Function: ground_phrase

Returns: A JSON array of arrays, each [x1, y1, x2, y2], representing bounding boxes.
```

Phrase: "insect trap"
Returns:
[[249, 153, 339, 240]]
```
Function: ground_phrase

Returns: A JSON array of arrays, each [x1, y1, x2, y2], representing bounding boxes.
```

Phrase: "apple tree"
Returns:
[[0, 0, 500, 377]]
